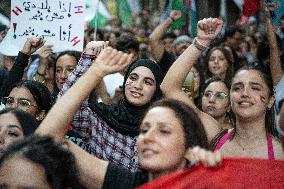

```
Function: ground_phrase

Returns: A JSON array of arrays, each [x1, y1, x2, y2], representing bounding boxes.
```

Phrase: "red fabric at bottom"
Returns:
[[137, 158, 284, 189]]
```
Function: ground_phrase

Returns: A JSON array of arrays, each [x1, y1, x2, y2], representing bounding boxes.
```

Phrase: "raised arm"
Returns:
[[161, 18, 223, 141], [149, 10, 181, 62], [35, 48, 132, 188], [264, 2, 283, 85], [32, 45, 54, 83], [0, 37, 44, 97], [36, 47, 132, 139]]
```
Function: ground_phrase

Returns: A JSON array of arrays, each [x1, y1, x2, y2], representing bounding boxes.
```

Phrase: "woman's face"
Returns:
[[45, 63, 55, 81], [125, 66, 156, 106], [230, 70, 273, 120], [0, 156, 51, 189], [6, 87, 39, 116], [55, 54, 77, 89], [208, 49, 229, 78], [0, 113, 24, 157], [201, 81, 230, 119], [137, 107, 187, 174]]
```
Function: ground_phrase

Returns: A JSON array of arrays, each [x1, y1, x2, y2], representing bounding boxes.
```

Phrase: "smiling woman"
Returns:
[[53, 43, 163, 171], [160, 17, 284, 160]]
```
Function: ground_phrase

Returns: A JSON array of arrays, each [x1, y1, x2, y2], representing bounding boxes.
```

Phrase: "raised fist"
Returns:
[[169, 10, 182, 21]]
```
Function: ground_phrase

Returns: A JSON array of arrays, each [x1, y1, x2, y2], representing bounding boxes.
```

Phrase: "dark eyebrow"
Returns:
[[129, 72, 155, 83], [129, 72, 138, 76], [18, 98, 32, 102], [66, 65, 75, 68], [144, 77, 155, 83], [250, 82, 263, 87], [231, 82, 243, 87], [7, 125, 23, 131]]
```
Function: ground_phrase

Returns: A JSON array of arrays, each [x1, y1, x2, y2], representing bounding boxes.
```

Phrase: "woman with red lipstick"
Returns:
[[161, 17, 284, 159]]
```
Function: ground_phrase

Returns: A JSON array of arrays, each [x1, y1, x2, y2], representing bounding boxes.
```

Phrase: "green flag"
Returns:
[[116, 0, 132, 28], [170, 0, 187, 31]]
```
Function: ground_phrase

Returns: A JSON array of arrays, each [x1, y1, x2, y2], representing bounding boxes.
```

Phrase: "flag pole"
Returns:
[[93, 0, 101, 41]]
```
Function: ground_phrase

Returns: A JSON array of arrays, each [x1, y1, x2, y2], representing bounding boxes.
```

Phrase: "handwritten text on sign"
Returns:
[[11, 0, 85, 52]]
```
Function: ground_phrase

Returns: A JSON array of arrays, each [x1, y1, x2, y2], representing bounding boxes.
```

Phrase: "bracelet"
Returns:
[[82, 52, 97, 61], [36, 70, 45, 77], [32, 75, 45, 84], [193, 38, 208, 52]]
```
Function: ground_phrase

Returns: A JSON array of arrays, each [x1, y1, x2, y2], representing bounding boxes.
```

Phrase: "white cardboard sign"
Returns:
[[1, 0, 85, 56]]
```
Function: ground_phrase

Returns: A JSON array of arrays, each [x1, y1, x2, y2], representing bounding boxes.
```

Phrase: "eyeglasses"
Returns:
[[203, 91, 228, 100], [1, 97, 37, 108]]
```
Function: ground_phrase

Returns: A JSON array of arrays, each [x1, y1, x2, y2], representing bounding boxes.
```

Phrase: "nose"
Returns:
[[208, 95, 216, 103], [60, 70, 68, 79], [134, 80, 143, 90], [214, 58, 219, 64], [241, 86, 250, 97], [143, 129, 156, 143], [9, 102, 18, 108]]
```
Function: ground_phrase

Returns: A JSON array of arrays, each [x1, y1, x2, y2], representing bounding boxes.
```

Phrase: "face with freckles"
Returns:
[[124, 66, 156, 106], [137, 107, 187, 174], [230, 69, 274, 120]]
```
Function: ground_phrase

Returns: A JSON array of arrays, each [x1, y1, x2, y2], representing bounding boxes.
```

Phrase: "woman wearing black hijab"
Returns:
[[89, 59, 162, 137], [57, 43, 162, 171]]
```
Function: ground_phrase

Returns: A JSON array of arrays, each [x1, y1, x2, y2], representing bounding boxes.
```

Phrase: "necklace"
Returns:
[[234, 132, 257, 151], [234, 133, 246, 151]]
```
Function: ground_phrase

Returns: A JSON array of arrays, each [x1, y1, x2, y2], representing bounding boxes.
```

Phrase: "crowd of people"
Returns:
[[0, 3, 284, 189]]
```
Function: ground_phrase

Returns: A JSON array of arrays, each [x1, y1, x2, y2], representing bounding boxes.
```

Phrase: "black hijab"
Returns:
[[89, 59, 162, 137]]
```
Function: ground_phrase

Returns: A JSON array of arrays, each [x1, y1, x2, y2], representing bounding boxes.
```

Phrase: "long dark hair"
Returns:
[[232, 64, 277, 137], [0, 135, 86, 189], [204, 46, 234, 83], [0, 108, 39, 135]]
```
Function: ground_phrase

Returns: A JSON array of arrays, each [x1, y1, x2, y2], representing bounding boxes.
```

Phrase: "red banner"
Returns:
[[137, 158, 284, 189]]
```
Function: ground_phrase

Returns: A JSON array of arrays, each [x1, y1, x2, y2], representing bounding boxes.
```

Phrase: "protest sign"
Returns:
[[0, 0, 85, 56]]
